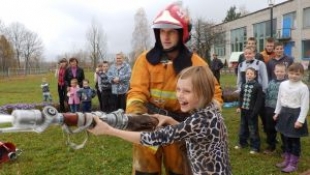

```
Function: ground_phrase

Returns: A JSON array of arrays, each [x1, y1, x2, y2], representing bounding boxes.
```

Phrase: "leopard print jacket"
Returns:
[[140, 102, 231, 175]]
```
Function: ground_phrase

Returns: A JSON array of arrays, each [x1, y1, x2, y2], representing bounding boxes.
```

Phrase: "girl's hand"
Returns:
[[151, 114, 178, 127], [88, 116, 112, 135], [294, 121, 303, 129], [67, 92, 71, 97]]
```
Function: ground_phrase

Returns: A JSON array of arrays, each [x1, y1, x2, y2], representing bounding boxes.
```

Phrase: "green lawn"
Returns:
[[0, 72, 309, 175]]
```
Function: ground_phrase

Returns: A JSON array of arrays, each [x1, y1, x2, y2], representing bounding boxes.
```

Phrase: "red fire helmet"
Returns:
[[152, 2, 191, 43], [0, 142, 17, 163]]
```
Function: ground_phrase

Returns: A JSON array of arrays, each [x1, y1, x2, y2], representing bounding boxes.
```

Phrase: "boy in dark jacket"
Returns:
[[235, 67, 263, 154], [266, 42, 294, 80], [78, 79, 96, 112], [264, 63, 286, 154]]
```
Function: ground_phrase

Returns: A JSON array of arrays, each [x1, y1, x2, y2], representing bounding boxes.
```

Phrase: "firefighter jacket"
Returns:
[[126, 51, 223, 114]]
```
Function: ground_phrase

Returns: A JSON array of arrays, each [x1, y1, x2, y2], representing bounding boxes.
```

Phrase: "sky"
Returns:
[[0, 0, 287, 61]]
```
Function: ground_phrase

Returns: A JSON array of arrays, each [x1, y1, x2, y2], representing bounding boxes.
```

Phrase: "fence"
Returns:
[[0, 66, 96, 79], [0, 68, 50, 78]]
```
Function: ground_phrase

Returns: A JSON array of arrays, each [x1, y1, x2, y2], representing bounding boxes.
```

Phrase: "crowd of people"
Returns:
[[231, 33, 309, 174], [42, 2, 309, 175], [53, 53, 131, 113]]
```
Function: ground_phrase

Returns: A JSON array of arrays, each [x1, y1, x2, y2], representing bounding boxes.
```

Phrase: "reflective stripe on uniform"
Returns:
[[126, 98, 144, 107], [150, 89, 177, 100]]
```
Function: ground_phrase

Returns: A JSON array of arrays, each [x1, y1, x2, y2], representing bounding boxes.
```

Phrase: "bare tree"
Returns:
[[72, 49, 90, 69], [6, 22, 27, 68], [86, 19, 107, 70], [191, 18, 225, 64], [0, 35, 15, 75], [131, 7, 150, 61], [22, 30, 43, 75]]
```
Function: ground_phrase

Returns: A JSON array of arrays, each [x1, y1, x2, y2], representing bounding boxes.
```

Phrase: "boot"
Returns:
[[276, 152, 290, 168], [281, 154, 299, 173]]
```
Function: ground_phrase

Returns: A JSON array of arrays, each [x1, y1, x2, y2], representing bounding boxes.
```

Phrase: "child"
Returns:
[[88, 66, 231, 175], [266, 42, 294, 81], [235, 37, 264, 75], [77, 79, 96, 112], [97, 61, 112, 112], [235, 67, 263, 154], [237, 46, 268, 93], [273, 63, 309, 173], [237, 46, 268, 135], [67, 78, 80, 113], [263, 63, 287, 154], [40, 78, 53, 103], [260, 37, 275, 63]]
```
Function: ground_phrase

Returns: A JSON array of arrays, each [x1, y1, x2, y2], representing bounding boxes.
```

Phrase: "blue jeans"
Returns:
[[69, 104, 79, 113], [81, 101, 91, 112], [239, 109, 260, 151], [43, 93, 52, 102]]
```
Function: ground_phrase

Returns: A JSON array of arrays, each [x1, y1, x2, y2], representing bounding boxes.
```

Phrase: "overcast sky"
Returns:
[[0, 0, 287, 61]]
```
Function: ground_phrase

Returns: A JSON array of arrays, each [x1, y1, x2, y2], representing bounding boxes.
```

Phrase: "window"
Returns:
[[214, 32, 226, 56], [283, 12, 296, 29], [303, 7, 310, 28], [231, 27, 246, 52], [302, 40, 310, 59], [280, 12, 296, 39], [253, 19, 277, 51]]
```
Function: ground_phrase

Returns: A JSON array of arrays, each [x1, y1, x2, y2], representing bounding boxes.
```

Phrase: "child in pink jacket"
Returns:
[[67, 78, 80, 112]]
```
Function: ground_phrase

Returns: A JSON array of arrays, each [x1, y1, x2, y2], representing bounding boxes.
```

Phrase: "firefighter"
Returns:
[[126, 2, 223, 175]]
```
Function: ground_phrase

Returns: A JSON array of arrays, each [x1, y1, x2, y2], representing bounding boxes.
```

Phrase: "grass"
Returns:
[[0, 71, 310, 174]]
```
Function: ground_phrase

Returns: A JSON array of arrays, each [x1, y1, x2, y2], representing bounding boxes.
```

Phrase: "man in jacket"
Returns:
[[211, 53, 224, 83], [126, 3, 223, 175]]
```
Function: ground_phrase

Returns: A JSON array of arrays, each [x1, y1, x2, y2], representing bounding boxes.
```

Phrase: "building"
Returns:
[[212, 0, 310, 65]]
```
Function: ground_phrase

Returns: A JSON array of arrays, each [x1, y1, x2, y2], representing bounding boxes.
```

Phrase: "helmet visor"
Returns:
[[152, 23, 182, 29]]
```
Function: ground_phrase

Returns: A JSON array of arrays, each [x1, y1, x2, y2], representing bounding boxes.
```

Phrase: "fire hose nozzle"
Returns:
[[0, 106, 157, 134], [0, 106, 62, 133]]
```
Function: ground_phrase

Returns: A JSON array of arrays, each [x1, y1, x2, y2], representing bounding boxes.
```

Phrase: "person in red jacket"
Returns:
[[260, 37, 276, 64], [126, 2, 223, 175]]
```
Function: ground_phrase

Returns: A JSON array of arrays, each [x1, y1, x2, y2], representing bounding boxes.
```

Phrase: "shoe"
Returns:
[[234, 144, 248, 149], [276, 153, 290, 168], [234, 145, 246, 150], [234, 145, 241, 149], [250, 150, 258, 154]]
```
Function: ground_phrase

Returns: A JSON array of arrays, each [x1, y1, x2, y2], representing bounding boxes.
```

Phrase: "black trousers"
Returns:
[[95, 83, 102, 111], [111, 93, 127, 111], [100, 90, 113, 113], [212, 70, 221, 84], [265, 107, 277, 149], [57, 84, 67, 112], [259, 93, 267, 133]]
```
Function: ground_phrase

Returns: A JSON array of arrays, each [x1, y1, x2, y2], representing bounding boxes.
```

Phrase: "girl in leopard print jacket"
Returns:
[[88, 66, 231, 175]]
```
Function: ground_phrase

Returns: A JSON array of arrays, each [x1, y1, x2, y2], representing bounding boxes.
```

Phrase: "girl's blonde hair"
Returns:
[[70, 78, 78, 84], [178, 66, 215, 109]]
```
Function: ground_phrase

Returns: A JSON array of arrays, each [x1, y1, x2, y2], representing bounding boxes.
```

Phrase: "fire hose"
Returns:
[[0, 106, 158, 150]]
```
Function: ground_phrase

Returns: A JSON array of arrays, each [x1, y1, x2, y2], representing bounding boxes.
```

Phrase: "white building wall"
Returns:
[[214, 0, 310, 62]]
